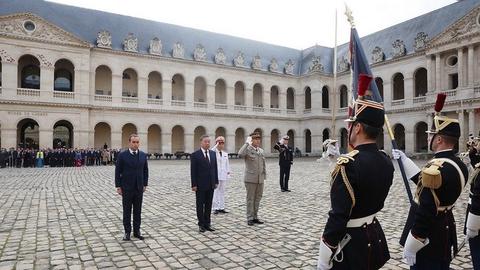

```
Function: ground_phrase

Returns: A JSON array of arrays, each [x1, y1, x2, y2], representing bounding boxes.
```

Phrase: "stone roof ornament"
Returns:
[[309, 56, 324, 73], [194, 44, 207, 62], [269, 58, 279, 72], [123, 33, 138, 52], [371, 46, 385, 63], [149, 37, 162, 55], [337, 55, 350, 72], [97, 30, 112, 49], [252, 55, 262, 70], [233, 51, 245, 67], [391, 39, 406, 58], [414, 32, 428, 51], [284, 59, 295, 75], [214, 48, 226, 64], [172, 42, 184, 58]]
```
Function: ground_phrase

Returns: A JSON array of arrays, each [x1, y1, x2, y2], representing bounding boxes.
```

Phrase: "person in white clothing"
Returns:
[[211, 136, 231, 214]]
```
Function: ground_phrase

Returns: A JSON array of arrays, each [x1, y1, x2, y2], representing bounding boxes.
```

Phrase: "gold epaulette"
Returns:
[[420, 159, 444, 189], [336, 150, 359, 165]]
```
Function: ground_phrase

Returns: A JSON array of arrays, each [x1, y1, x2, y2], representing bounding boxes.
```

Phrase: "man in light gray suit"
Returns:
[[238, 132, 266, 226]]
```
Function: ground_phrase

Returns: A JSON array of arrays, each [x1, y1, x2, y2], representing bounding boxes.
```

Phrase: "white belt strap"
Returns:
[[346, 213, 377, 228], [435, 158, 466, 212]]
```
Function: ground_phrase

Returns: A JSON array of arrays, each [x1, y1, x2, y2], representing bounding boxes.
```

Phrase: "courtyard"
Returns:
[[0, 157, 473, 269]]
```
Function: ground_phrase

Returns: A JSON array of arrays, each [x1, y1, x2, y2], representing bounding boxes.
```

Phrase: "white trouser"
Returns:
[[213, 180, 227, 210]]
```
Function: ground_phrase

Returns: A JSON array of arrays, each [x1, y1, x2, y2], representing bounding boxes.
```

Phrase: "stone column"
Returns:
[[137, 131, 148, 152], [161, 132, 172, 154], [245, 86, 253, 109], [404, 74, 414, 106], [1, 128, 16, 149], [40, 66, 54, 100], [206, 84, 215, 108], [426, 55, 434, 92], [279, 90, 286, 111], [185, 133, 194, 153], [162, 79, 172, 106], [426, 112, 433, 153], [311, 133, 323, 155], [39, 128, 53, 149], [185, 82, 194, 106], [468, 45, 474, 86], [111, 73, 122, 106], [405, 128, 414, 155], [383, 81, 392, 109], [435, 54, 441, 91], [137, 76, 148, 106], [1, 62, 17, 98], [226, 133, 236, 154], [468, 109, 476, 138], [263, 89, 270, 111], [458, 110, 465, 152], [75, 69, 90, 105], [226, 86, 235, 108], [111, 130, 122, 149], [458, 47, 464, 88]]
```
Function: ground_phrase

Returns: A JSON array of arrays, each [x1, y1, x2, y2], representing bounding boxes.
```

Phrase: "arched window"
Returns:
[[270, 86, 279, 108], [148, 71, 162, 99], [253, 83, 263, 107], [54, 59, 74, 92], [18, 55, 40, 89], [414, 68, 427, 97], [305, 129, 312, 153], [415, 122, 428, 152], [95, 65, 112, 95], [287, 87, 295, 109], [393, 124, 406, 150], [339, 85, 348, 108], [375, 77, 384, 100], [234, 81, 245, 106], [393, 73, 405, 100], [305, 87, 311, 109], [322, 86, 329, 108], [215, 79, 226, 104]]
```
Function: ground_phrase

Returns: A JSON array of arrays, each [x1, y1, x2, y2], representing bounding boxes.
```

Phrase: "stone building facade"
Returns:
[[0, 0, 479, 156]]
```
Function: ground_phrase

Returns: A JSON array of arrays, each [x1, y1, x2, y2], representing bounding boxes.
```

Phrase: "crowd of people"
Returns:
[[0, 147, 121, 168]]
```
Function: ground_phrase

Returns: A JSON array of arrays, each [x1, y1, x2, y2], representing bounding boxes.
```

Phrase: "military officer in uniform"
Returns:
[[238, 132, 266, 226], [392, 93, 468, 269], [317, 75, 394, 270], [273, 135, 294, 192], [467, 162, 480, 269]]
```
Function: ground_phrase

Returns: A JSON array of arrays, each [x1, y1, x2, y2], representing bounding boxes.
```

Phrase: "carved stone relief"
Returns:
[[149, 37, 162, 55], [123, 33, 138, 52]]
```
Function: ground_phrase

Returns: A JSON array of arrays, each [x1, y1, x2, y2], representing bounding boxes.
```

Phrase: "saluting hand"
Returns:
[[116, 187, 122, 195], [192, 186, 197, 192]]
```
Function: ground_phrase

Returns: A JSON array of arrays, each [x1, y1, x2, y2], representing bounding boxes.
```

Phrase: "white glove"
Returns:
[[403, 232, 429, 266], [317, 240, 333, 270], [246, 136, 252, 145], [279, 138, 285, 145], [467, 228, 479, 239], [467, 213, 480, 239], [392, 149, 421, 180]]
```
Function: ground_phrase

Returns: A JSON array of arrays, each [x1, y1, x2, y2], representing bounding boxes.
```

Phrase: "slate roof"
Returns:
[[0, 0, 478, 75]]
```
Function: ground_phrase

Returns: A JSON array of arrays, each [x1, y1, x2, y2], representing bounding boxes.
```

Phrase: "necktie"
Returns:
[[205, 150, 210, 163], [219, 151, 222, 158]]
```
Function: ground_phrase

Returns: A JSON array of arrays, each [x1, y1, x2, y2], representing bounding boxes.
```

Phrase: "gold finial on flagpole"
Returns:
[[344, 3, 355, 28]]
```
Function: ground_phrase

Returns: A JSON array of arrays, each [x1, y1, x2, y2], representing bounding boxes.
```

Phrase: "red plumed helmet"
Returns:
[[358, 73, 373, 97], [434, 93, 447, 113]]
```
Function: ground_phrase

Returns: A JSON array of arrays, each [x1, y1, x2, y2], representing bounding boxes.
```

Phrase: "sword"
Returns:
[[330, 233, 352, 264]]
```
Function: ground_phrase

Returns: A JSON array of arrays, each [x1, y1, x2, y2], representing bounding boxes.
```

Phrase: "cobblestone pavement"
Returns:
[[0, 157, 473, 269]]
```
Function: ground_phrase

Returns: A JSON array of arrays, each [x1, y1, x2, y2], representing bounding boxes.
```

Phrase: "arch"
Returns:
[[53, 120, 73, 148], [171, 125, 185, 152], [339, 85, 348, 108], [287, 87, 295, 109], [148, 71, 162, 99], [322, 128, 330, 142], [94, 122, 111, 149], [270, 85, 279, 108], [234, 81, 245, 105], [18, 54, 40, 89], [122, 68, 138, 97], [392, 73, 405, 100], [0, 56, 2, 87], [393, 124, 406, 150], [54, 59, 74, 92], [194, 76, 207, 102], [375, 77, 384, 100], [215, 127, 226, 139], [121, 123, 138, 148], [305, 87, 312, 109], [340, 128, 348, 154], [194, 126, 207, 149], [270, 129, 280, 153], [17, 118, 39, 149], [415, 121, 428, 152], [215, 79, 227, 104], [95, 65, 112, 95], [253, 83, 263, 107], [414, 68, 427, 97], [305, 129, 312, 153], [172, 74, 185, 100], [287, 129, 295, 148], [235, 127, 245, 151], [322, 86, 329, 108], [148, 124, 162, 153]]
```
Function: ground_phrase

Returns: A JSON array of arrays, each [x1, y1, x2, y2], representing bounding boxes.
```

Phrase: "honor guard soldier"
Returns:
[[467, 162, 480, 269], [392, 93, 468, 269], [318, 75, 394, 270], [273, 135, 294, 192]]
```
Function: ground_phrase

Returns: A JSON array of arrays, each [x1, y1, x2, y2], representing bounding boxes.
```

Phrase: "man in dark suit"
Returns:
[[115, 134, 149, 241], [191, 135, 218, 233], [273, 135, 294, 192]]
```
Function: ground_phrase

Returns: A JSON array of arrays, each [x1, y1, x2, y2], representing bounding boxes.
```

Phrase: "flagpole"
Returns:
[[331, 8, 338, 139]]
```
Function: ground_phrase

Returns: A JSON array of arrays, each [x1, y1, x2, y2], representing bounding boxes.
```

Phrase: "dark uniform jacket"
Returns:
[[273, 142, 293, 166], [323, 143, 394, 269], [409, 150, 468, 261], [115, 150, 149, 192]]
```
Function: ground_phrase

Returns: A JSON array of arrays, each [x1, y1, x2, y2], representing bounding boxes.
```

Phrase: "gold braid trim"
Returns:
[[340, 165, 356, 210], [416, 175, 441, 212]]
